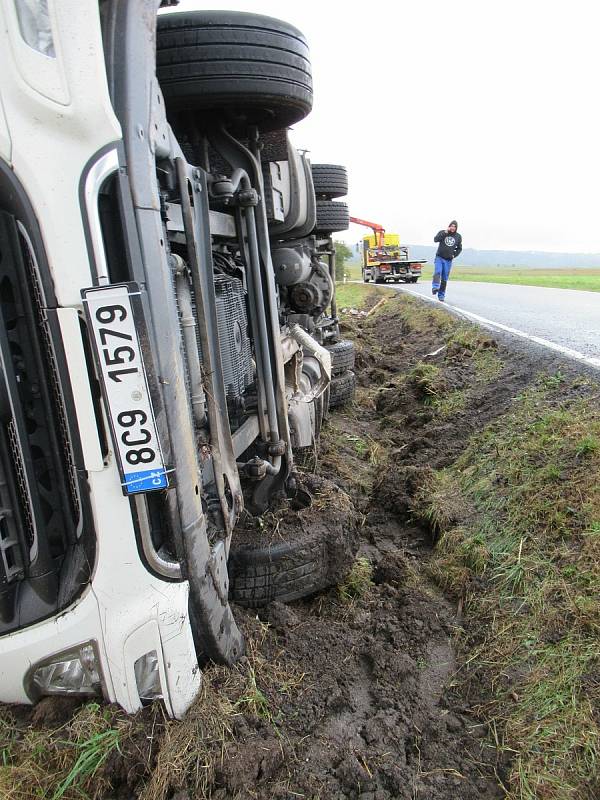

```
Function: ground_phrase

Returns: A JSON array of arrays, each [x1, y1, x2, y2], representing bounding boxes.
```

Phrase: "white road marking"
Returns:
[[395, 286, 600, 370]]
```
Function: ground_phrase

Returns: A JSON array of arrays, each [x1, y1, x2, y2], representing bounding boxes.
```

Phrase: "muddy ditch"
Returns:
[[2, 291, 598, 800]]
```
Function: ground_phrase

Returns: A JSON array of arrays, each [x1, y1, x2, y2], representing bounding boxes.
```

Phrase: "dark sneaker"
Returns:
[[438, 295, 445, 302], [432, 288, 438, 295]]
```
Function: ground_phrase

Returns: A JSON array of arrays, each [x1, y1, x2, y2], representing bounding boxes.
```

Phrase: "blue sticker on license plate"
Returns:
[[123, 468, 169, 492]]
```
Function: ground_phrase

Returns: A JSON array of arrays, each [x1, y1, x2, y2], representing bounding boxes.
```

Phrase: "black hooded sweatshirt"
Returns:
[[434, 228, 462, 260]]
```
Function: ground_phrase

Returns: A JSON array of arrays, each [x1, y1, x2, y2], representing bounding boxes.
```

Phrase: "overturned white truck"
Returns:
[[0, 1, 355, 717]]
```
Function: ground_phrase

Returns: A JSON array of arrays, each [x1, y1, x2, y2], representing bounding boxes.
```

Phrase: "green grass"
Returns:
[[338, 557, 374, 601], [408, 362, 446, 400], [335, 281, 391, 309], [235, 666, 272, 722], [341, 260, 364, 281], [426, 380, 600, 799], [473, 349, 505, 383], [431, 388, 468, 417], [342, 433, 382, 464], [419, 264, 600, 293], [0, 703, 129, 800], [53, 727, 121, 800], [342, 259, 600, 292], [385, 293, 455, 337]]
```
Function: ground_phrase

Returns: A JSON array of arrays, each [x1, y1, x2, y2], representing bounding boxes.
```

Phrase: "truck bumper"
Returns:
[[0, 579, 200, 719], [0, 464, 200, 719]]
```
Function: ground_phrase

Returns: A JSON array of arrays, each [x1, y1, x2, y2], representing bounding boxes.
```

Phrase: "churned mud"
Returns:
[[2, 291, 594, 800]]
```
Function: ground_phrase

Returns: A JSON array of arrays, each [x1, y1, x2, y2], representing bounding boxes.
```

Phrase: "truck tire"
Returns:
[[156, 11, 313, 131], [228, 478, 358, 608], [326, 339, 355, 376], [311, 164, 348, 199], [314, 201, 349, 234], [328, 370, 356, 408], [229, 537, 329, 606]]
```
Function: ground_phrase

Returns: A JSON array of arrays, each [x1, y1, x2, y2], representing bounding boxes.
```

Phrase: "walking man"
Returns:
[[432, 221, 462, 302]]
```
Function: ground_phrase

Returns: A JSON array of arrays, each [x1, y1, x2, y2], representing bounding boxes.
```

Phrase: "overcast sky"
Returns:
[[173, 0, 600, 253]]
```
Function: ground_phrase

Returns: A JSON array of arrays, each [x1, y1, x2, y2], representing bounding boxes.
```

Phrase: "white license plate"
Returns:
[[82, 284, 168, 495]]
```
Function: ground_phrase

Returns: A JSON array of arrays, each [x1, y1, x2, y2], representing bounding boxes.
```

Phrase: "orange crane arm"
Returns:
[[349, 216, 386, 248]]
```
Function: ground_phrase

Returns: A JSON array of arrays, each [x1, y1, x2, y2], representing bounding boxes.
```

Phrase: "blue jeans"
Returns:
[[432, 256, 452, 300]]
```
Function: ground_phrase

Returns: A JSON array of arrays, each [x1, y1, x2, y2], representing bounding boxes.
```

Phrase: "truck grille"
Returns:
[[6, 421, 34, 550], [27, 247, 81, 523], [0, 210, 87, 632], [0, 465, 24, 584]]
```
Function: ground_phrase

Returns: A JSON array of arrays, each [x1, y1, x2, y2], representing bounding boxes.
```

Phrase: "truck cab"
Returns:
[[0, 0, 349, 717]]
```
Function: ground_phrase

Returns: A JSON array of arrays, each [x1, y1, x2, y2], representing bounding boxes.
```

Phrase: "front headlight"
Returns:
[[14, 0, 56, 58], [26, 642, 105, 700]]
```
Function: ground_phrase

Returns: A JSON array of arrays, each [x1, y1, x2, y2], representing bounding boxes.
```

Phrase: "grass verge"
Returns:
[[335, 281, 392, 309], [425, 377, 600, 799], [0, 703, 140, 800]]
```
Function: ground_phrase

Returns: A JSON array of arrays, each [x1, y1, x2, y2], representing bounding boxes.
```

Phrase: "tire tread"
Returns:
[[328, 370, 356, 408], [156, 11, 313, 130]]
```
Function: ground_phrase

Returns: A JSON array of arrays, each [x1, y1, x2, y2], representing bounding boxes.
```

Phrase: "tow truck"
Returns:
[[350, 216, 425, 284]]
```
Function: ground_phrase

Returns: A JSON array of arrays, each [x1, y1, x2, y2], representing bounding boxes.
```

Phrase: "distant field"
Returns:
[[429, 264, 600, 292], [343, 262, 364, 281], [340, 261, 600, 292]]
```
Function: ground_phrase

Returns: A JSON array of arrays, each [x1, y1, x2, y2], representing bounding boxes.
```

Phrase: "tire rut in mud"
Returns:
[[203, 295, 516, 799]]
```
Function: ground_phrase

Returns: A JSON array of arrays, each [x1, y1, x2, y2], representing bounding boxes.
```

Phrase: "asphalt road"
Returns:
[[392, 280, 600, 369]]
